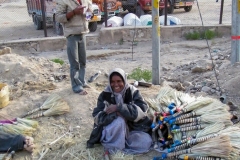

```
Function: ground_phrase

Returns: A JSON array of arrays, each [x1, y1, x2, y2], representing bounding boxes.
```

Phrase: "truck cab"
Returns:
[[92, 0, 123, 20]]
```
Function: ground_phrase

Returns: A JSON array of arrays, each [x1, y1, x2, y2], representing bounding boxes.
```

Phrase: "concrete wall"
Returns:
[[0, 25, 231, 52]]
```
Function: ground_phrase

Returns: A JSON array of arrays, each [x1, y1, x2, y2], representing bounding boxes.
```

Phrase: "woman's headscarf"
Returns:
[[104, 68, 130, 105]]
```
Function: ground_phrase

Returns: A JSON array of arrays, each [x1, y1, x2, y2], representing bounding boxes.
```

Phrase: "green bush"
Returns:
[[128, 67, 152, 82], [185, 29, 217, 40], [51, 58, 64, 65]]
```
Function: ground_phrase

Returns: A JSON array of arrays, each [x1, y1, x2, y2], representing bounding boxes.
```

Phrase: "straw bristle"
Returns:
[[40, 94, 63, 110], [43, 99, 70, 116], [192, 135, 231, 158], [185, 97, 213, 112], [196, 122, 225, 138], [21, 94, 63, 117], [16, 118, 39, 128], [1, 123, 35, 136]]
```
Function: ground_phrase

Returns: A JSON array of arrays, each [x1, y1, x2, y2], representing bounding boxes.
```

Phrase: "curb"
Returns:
[[0, 24, 231, 52]]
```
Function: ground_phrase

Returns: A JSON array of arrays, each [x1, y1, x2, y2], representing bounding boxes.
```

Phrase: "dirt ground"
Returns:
[[0, 35, 240, 160], [0, 0, 238, 160]]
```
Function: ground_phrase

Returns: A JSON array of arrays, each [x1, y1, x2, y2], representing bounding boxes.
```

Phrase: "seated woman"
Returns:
[[87, 68, 152, 154], [0, 131, 35, 153]]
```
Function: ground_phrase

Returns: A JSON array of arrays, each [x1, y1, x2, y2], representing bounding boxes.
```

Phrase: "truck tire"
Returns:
[[55, 22, 63, 36], [184, 6, 192, 12], [89, 22, 97, 32], [168, 4, 174, 14], [34, 15, 42, 30]]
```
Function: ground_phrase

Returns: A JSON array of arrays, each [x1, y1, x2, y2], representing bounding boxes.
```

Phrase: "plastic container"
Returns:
[[123, 13, 142, 26], [159, 16, 181, 25], [102, 16, 123, 27], [140, 15, 152, 26], [0, 83, 9, 108]]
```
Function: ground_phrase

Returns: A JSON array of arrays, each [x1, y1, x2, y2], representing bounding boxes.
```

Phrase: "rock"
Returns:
[[191, 66, 206, 73], [212, 55, 219, 60], [201, 86, 211, 93], [183, 81, 191, 87], [210, 89, 216, 94], [49, 77, 55, 81], [162, 66, 170, 71]]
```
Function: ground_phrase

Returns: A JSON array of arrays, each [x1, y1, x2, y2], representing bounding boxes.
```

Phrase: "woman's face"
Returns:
[[110, 75, 124, 93]]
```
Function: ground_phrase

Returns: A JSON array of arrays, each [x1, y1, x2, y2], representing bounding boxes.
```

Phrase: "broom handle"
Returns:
[[28, 112, 44, 119], [179, 121, 201, 128], [157, 128, 164, 141], [175, 117, 201, 124], [194, 157, 223, 160], [166, 123, 173, 139], [176, 111, 197, 121], [172, 124, 204, 133], [167, 148, 192, 157], [21, 107, 42, 118]]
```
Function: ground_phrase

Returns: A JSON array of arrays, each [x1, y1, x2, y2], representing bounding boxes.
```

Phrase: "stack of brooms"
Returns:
[[146, 86, 240, 160], [0, 94, 70, 136]]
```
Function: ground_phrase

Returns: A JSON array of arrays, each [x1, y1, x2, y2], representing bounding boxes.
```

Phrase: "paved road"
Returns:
[[0, 0, 232, 42]]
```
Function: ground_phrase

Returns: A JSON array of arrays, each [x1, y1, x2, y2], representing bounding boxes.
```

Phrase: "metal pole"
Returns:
[[104, 0, 108, 27], [164, 0, 167, 25], [231, 0, 240, 63], [219, 0, 224, 24], [40, 0, 47, 37], [152, 0, 160, 84]]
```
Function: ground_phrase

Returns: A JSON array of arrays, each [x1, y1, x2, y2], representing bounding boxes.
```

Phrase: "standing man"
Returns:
[[55, 0, 92, 95]]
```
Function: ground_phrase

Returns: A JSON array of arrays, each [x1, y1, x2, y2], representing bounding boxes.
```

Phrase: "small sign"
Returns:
[[153, 0, 159, 9], [239, 0, 240, 13]]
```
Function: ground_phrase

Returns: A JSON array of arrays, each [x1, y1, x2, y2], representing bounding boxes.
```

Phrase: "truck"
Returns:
[[26, 0, 102, 35], [121, 0, 194, 17], [159, 0, 194, 15], [92, 0, 123, 20]]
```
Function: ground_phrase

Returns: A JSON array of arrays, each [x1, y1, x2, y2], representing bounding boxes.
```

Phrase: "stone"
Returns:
[[201, 86, 211, 93], [191, 66, 206, 73]]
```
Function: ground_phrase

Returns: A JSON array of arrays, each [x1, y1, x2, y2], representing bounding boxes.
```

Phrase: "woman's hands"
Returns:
[[105, 104, 118, 114], [24, 136, 35, 152]]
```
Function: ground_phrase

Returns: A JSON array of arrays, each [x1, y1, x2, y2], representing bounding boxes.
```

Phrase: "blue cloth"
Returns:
[[66, 34, 86, 93], [101, 117, 152, 154]]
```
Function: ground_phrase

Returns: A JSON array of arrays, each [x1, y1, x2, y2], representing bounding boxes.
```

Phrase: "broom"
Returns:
[[27, 99, 70, 119], [171, 122, 225, 147], [0, 123, 36, 136], [171, 123, 210, 134], [158, 135, 232, 159], [16, 118, 38, 128], [164, 97, 213, 122], [170, 126, 240, 153], [21, 94, 62, 118], [171, 121, 210, 130], [170, 100, 229, 122], [178, 154, 224, 160], [172, 110, 232, 125], [0, 112, 38, 128]]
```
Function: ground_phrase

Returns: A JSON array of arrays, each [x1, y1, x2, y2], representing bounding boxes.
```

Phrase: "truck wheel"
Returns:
[[34, 15, 42, 30], [55, 22, 63, 36], [89, 22, 97, 32], [159, 9, 163, 16], [168, 4, 174, 14], [184, 6, 192, 12]]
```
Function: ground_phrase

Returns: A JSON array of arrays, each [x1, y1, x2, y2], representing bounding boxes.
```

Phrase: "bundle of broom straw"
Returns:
[[27, 98, 70, 119], [21, 94, 63, 118], [0, 113, 38, 136]]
